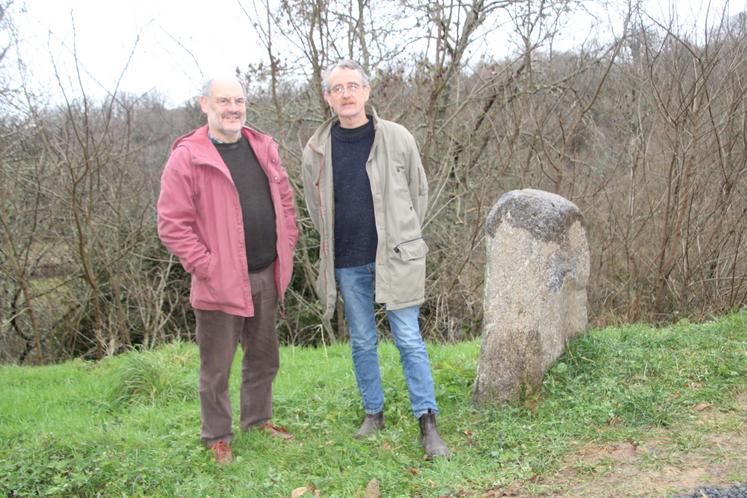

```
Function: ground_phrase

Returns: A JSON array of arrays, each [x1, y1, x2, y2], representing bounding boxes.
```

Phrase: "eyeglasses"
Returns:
[[328, 83, 366, 95], [214, 97, 247, 107]]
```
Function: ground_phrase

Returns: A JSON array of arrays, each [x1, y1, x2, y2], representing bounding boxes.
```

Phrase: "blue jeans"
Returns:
[[335, 262, 438, 418]]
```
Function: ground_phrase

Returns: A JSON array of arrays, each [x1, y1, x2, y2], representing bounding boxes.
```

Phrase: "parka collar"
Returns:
[[307, 106, 380, 153]]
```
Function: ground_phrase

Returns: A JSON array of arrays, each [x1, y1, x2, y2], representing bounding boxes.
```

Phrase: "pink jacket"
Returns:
[[157, 124, 298, 317]]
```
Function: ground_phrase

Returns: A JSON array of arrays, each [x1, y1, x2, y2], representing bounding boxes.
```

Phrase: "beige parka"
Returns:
[[301, 108, 429, 320]]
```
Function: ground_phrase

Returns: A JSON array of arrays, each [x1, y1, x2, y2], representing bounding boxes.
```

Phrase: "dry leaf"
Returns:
[[693, 402, 712, 411], [364, 478, 380, 498], [291, 486, 308, 498]]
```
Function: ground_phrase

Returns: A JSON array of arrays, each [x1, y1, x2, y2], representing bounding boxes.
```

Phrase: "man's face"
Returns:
[[324, 67, 370, 127], [199, 79, 246, 142]]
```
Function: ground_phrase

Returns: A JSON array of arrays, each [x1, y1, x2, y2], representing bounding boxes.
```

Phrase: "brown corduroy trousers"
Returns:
[[194, 264, 279, 447]]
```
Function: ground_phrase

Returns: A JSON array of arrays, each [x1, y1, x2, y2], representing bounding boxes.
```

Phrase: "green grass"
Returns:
[[1, 311, 745, 497]]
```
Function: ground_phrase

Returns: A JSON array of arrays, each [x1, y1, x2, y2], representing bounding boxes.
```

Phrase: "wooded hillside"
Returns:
[[1, 1, 745, 363]]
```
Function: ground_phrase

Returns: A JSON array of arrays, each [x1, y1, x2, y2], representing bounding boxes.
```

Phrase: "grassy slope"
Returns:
[[0, 311, 745, 497]]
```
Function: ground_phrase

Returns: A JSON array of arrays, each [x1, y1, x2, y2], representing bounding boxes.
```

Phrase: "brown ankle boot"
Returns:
[[419, 410, 449, 459], [354, 412, 384, 438]]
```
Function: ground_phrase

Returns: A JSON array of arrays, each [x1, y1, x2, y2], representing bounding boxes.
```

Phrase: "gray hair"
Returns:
[[322, 60, 370, 92], [200, 76, 243, 97], [200, 80, 214, 97]]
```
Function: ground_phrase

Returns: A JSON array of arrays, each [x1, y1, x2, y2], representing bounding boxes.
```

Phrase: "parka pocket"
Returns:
[[393, 238, 429, 261]]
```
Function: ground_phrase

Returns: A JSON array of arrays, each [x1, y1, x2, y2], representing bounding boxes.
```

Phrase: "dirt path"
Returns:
[[485, 393, 746, 498]]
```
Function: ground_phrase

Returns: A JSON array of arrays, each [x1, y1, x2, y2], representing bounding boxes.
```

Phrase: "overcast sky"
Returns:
[[11, 0, 743, 108], [15, 0, 262, 107]]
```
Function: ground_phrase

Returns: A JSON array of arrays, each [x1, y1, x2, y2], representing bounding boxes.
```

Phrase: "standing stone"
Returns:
[[473, 189, 590, 406]]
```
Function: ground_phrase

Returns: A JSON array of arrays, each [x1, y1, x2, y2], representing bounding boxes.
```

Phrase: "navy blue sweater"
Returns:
[[331, 119, 377, 268]]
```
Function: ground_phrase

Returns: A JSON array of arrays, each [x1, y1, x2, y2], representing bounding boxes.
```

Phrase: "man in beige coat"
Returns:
[[301, 60, 448, 459]]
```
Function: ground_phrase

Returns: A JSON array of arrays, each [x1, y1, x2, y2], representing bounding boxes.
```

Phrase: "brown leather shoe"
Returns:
[[258, 422, 293, 440], [209, 440, 232, 464]]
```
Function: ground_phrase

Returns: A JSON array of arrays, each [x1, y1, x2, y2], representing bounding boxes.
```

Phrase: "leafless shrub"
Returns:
[[1, 0, 745, 363]]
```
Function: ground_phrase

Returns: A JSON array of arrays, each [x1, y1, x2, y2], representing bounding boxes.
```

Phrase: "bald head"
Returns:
[[201, 77, 243, 98]]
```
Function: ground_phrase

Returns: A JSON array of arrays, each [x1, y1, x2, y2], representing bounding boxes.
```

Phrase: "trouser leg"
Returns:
[[335, 263, 384, 414], [239, 263, 280, 430], [195, 309, 241, 446], [387, 305, 438, 418]]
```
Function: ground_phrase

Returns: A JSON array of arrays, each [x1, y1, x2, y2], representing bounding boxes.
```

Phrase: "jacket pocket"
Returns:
[[193, 263, 219, 301], [394, 237, 428, 261]]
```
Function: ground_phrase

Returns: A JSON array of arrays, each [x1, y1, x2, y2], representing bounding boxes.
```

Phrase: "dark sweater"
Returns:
[[213, 136, 277, 272], [331, 118, 377, 268]]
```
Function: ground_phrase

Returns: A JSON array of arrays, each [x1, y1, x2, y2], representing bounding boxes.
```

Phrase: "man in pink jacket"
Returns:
[[157, 77, 298, 464]]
